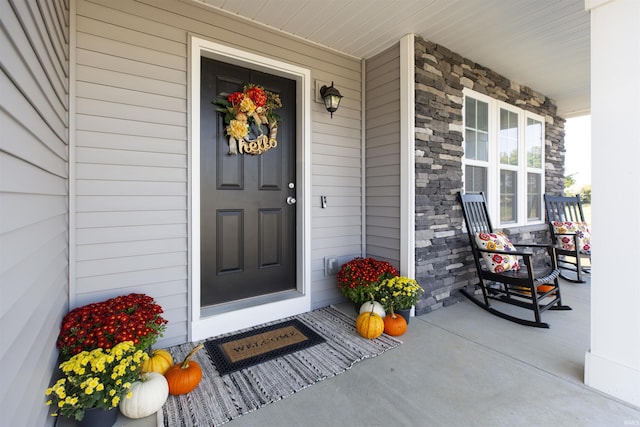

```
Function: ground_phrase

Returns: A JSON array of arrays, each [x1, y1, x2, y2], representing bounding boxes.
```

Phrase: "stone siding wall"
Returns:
[[413, 36, 566, 315]]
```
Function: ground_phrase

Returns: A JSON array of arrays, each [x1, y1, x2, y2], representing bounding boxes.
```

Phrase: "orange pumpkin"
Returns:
[[141, 349, 174, 375], [356, 312, 384, 339], [165, 343, 204, 395], [383, 312, 407, 336], [537, 284, 555, 294]]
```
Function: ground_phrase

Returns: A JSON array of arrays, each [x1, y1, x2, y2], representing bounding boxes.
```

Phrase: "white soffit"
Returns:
[[195, 0, 590, 117]]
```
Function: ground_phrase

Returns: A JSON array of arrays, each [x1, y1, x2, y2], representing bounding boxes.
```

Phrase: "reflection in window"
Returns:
[[499, 108, 519, 165], [527, 173, 541, 220], [500, 170, 517, 223], [527, 118, 543, 168]]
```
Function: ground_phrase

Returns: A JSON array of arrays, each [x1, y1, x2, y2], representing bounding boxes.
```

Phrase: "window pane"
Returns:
[[465, 97, 476, 128], [527, 173, 542, 220], [500, 169, 517, 223], [465, 97, 489, 162], [477, 100, 488, 132], [465, 129, 476, 159], [477, 131, 488, 161], [465, 165, 487, 194], [499, 109, 519, 166], [527, 117, 543, 168]]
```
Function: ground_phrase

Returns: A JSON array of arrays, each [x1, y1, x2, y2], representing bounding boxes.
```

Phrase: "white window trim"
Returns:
[[462, 88, 545, 228]]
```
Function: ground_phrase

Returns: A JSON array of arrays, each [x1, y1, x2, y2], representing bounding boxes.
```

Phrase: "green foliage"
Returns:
[[564, 173, 577, 189], [580, 185, 591, 203]]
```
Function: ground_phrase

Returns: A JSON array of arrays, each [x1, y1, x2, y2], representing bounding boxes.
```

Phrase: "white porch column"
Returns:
[[584, 0, 640, 407]]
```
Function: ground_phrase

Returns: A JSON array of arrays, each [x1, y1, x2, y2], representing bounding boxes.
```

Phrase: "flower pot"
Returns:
[[353, 302, 362, 315], [77, 407, 118, 427], [395, 308, 411, 325]]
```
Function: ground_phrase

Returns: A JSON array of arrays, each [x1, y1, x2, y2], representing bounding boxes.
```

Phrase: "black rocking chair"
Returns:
[[458, 192, 571, 328], [544, 194, 591, 283]]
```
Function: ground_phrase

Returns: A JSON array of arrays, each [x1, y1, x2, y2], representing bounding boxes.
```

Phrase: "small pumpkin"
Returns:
[[165, 343, 204, 395], [383, 311, 407, 336], [141, 349, 174, 375], [356, 311, 384, 339], [119, 372, 169, 419], [359, 301, 386, 318]]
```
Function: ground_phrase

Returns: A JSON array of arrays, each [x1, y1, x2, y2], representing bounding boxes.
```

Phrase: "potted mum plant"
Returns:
[[337, 257, 399, 307], [56, 293, 168, 359], [375, 276, 424, 323], [45, 341, 149, 425]]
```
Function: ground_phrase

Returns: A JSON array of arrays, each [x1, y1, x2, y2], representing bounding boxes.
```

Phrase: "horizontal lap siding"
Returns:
[[365, 44, 401, 267], [75, 0, 362, 340], [0, 0, 69, 426]]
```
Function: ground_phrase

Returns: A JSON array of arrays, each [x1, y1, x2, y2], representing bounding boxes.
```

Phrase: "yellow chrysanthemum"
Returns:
[[239, 97, 256, 114], [227, 120, 249, 140]]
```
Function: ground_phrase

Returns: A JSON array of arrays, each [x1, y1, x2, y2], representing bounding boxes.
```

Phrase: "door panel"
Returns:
[[200, 57, 296, 307]]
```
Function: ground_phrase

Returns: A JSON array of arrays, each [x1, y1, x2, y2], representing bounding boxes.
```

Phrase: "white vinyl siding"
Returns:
[[365, 44, 401, 265], [74, 0, 362, 341], [0, 1, 69, 426]]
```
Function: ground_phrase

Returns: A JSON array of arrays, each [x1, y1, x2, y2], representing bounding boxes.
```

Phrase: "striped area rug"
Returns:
[[161, 306, 401, 426]]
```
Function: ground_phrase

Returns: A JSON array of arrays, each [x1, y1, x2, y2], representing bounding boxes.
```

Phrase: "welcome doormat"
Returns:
[[204, 319, 326, 375], [161, 307, 402, 427]]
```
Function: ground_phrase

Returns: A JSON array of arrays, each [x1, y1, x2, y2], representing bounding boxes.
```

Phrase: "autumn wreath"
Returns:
[[215, 84, 283, 155]]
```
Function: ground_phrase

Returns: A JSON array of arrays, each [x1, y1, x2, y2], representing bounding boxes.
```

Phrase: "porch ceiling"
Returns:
[[195, 0, 590, 118]]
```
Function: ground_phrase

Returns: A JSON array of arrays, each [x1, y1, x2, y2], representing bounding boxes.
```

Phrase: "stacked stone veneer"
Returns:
[[413, 36, 566, 315]]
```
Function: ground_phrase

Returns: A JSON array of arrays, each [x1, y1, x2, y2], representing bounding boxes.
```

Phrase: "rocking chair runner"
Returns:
[[544, 194, 591, 283], [457, 192, 571, 328]]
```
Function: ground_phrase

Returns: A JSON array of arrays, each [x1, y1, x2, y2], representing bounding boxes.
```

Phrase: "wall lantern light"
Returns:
[[319, 81, 343, 118]]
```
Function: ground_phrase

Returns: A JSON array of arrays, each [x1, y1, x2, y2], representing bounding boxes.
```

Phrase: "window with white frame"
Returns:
[[462, 89, 545, 227]]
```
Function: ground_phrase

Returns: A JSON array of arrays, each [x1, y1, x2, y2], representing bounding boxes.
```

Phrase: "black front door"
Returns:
[[200, 57, 297, 307]]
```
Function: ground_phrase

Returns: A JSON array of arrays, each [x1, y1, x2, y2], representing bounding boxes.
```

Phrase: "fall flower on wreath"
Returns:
[[216, 84, 283, 141], [375, 276, 425, 312], [56, 293, 167, 359], [337, 257, 399, 305], [45, 341, 148, 421]]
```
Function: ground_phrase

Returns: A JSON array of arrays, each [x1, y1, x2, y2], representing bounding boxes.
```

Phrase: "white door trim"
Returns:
[[188, 36, 311, 341]]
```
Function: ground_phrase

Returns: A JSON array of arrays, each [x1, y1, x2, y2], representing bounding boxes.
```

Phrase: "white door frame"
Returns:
[[188, 36, 311, 341]]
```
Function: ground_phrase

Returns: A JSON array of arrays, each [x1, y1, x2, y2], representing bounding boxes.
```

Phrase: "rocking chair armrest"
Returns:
[[477, 247, 533, 258], [512, 244, 558, 270], [491, 244, 557, 265], [512, 243, 555, 250]]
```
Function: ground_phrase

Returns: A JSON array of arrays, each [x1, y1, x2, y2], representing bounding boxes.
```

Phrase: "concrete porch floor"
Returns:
[[113, 276, 640, 427]]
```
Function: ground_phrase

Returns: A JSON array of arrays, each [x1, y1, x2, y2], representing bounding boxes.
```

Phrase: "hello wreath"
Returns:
[[215, 84, 283, 155]]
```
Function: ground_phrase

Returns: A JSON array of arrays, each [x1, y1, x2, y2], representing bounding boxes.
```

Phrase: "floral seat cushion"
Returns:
[[552, 221, 591, 254], [475, 232, 521, 273]]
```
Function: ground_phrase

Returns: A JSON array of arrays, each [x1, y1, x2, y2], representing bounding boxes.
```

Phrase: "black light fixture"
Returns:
[[320, 81, 343, 118]]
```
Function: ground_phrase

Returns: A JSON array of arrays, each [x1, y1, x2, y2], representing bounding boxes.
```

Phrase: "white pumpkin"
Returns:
[[119, 372, 169, 419], [359, 301, 386, 318]]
